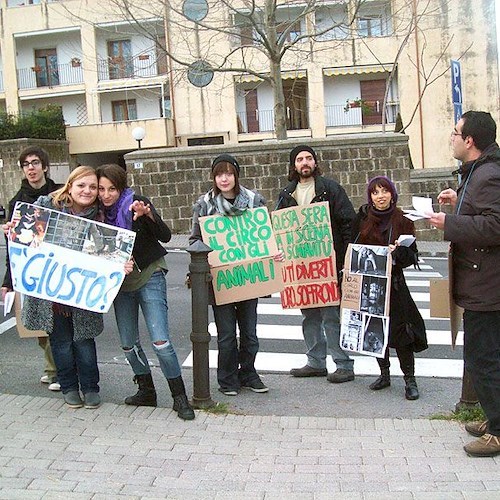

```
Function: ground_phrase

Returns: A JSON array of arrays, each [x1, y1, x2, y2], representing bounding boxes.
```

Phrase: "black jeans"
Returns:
[[463, 309, 500, 436], [212, 298, 259, 390], [377, 343, 414, 377]]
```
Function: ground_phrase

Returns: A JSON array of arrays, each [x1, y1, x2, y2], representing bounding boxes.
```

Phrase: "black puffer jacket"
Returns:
[[444, 143, 500, 311], [276, 175, 355, 279]]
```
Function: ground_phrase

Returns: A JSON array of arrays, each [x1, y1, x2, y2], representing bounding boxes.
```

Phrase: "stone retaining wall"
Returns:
[[125, 133, 415, 235]]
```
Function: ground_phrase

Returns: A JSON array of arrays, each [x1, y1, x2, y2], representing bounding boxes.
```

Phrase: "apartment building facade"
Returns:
[[0, 0, 497, 169]]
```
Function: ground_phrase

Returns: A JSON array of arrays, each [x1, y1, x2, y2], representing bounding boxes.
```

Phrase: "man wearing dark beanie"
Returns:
[[276, 145, 356, 383]]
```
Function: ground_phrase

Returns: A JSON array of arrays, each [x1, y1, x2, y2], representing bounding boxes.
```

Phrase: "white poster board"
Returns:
[[340, 243, 392, 358], [8, 202, 135, 313]]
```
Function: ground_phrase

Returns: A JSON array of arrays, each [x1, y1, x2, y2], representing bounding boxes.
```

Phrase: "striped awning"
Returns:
[[235, 69, 307, 83], [323, 64, 394, 76]]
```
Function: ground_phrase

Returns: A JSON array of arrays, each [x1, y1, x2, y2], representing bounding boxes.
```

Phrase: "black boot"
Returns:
[[369, 368, 390, 390], [397, 346, 419, 400], [370, 354, 391, 390], [167, 376, 195, 420], [124, 373, 157, 407], [404, 376, 419, 400]]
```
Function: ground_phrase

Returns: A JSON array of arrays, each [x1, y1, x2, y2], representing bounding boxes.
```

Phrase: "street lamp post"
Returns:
[[132, 126, 146, 149]]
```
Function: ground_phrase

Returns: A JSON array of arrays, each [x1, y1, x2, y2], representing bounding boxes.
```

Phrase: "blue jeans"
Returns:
[[113, 270, 181, 380], [50, 313, 99, 394], [212, 298, 259, 390], [301, 305, 353, 371], [464, 309, 500, 436]]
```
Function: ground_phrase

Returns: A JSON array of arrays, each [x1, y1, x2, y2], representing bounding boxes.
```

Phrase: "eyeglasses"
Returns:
[[21, 159, 42, 168], [450, 130, 463, 138]]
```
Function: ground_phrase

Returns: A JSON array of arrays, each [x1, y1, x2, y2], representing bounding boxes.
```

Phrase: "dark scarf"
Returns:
[[368, 203, 396, 243], [101, 187, 134, 229], [18, 178, 58, 203]]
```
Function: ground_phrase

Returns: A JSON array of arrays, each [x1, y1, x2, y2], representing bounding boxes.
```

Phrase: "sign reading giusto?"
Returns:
[[8, 202, 136, 313], [200, 206, 283, 305]]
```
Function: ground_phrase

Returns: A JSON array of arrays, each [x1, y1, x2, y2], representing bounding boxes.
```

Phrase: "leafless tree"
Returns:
[[61, 0, 471, 139]]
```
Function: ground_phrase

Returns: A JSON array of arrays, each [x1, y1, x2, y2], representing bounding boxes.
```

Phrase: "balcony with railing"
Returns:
[[237, 107, 309, 134], [97, 53, 167, 82], [17, 61, 84, 90], [325, 101, 400, 127]]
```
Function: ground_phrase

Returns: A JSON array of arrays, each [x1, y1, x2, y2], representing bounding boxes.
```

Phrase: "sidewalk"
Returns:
[[1, 391, 498, 499]]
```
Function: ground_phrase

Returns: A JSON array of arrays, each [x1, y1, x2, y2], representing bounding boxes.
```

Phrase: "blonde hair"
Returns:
[[51, 166, 98, 209]]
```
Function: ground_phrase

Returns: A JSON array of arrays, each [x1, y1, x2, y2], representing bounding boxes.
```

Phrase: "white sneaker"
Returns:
[[40, 375, 51, 384], [48, 382, 61, 391]]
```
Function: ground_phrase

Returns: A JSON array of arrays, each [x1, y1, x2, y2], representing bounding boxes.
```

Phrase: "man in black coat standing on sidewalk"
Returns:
[[276, 145, 356, 383]]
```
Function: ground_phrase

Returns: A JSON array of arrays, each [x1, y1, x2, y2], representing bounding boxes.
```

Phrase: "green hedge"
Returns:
[[0, 105, 66, 140]]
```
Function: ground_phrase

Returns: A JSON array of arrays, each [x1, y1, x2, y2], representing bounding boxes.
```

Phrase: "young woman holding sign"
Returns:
[[97, 164, 194, 420], [190, 154, 283, 396], [16, 167, 107, 409], [351, 176, 427, 400]]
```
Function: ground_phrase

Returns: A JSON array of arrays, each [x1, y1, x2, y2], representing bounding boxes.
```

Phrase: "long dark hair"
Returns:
[[358, 177, 410, 245], [96, 164, 128, 192]]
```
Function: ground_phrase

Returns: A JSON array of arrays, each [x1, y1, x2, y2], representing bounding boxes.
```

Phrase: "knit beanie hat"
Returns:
[[211, 154, 240, 175], [289, 145, 318, 167], [367, 176, 398, 205]]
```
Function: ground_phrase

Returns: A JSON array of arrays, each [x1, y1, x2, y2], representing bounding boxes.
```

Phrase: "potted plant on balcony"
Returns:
[[71, 57, 81, 68], [344, 98, 372, 115]]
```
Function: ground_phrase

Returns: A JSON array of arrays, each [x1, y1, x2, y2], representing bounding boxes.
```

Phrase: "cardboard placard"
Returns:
[[430, 279, 450, 318], [200, 207, 283, 305], [271, 202, 338, 309], [339, 243, 392, 358], [14, 292, 47, 338]]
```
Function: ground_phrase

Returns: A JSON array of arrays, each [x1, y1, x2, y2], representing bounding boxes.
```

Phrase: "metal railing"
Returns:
[[97, 53, 167, 81], [17, 62, 83, 90], [325, 102, 400, 127], [237, 109, 274, 133]]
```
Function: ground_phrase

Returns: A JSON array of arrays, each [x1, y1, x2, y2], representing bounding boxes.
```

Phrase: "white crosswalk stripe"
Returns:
[[183, 259, 464, 378]]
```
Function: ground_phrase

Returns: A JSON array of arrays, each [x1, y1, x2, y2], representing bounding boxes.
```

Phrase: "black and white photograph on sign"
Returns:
[[13, 202, 134, 264], [361, 314, 389, 357], [340, 309, 363, 352], [350, 244, 389, 276], [360, 275, 387, 316]]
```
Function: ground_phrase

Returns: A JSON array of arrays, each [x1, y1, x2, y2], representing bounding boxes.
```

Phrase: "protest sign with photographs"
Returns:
[[7, 202, 136, 313], [340, 243, 392, 358], [271, 202, 339, 309], [199, 206, 283, 305]]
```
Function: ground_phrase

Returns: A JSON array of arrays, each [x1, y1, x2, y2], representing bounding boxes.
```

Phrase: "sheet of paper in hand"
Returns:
[[7, 202, 136, 313], [403, 196, 434, 221]]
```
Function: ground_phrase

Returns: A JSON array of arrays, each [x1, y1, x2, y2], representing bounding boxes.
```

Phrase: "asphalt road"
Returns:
[[0, 247, 464, 419]]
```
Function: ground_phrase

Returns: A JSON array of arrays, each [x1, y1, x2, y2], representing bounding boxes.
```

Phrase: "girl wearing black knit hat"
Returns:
[[189, 154, 282, 396]]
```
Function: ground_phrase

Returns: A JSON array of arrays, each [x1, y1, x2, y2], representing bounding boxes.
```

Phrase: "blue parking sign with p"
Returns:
[[451, 60, 462, 123]]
